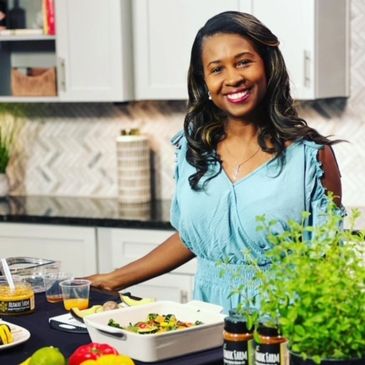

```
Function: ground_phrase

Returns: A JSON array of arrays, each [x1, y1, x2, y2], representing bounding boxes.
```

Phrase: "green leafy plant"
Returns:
[[0, 104, 23, 173], [251, 196, 365, 364]]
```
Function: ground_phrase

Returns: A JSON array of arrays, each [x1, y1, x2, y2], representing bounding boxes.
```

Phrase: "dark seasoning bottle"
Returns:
[[223, 313, 254, 365], [254, 324, 288, 365]]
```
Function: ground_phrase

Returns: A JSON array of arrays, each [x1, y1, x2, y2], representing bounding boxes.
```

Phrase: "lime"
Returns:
[[29, 346, 66, 365]]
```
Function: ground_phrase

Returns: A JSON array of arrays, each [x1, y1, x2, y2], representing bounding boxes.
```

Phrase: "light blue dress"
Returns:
[[170, 131, 343, 313]]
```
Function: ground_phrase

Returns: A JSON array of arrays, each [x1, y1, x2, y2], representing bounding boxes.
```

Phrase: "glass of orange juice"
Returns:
[[59, 279, 90, 310]]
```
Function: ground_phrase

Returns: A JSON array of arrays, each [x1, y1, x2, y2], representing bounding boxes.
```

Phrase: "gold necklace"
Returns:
[[224, 144, 261, 181]]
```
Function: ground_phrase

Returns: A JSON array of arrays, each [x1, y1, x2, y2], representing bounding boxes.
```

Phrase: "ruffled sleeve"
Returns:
[[169, 131, 194, 248], [304, 141, 346, 229]]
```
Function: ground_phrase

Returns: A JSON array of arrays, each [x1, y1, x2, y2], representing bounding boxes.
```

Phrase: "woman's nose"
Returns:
[[225, 67, 244, 86]]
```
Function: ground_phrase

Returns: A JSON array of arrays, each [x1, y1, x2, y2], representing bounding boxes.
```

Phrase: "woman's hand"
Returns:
[[85, 272, 123, 292]]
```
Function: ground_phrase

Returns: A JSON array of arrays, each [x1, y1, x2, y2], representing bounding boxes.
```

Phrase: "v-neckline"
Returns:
[[220, 141, 300, 186]]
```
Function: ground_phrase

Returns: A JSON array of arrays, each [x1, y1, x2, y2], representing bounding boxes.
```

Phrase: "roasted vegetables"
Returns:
[[108, 313, 203, 334], [0, 323, 13, 345]]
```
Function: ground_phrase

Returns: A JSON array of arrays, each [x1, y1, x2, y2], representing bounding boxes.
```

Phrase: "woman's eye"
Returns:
[[237, 60, 251, 68], [211, 66, 222, 74]]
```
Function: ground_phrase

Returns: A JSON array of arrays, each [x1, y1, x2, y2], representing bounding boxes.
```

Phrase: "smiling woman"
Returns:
[[86, 11, 345, 314]]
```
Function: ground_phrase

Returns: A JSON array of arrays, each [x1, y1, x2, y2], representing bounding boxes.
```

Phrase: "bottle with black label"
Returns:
[[8, 0, 26, 29], [254, 324, 288, 365], [223, 312, 254, 365]]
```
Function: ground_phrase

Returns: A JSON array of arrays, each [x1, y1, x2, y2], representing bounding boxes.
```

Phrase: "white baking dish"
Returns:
[[84, 300, 226, 362]]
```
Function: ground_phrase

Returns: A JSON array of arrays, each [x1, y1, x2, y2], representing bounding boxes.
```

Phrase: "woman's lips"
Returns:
[[226, 89, 251, 104]]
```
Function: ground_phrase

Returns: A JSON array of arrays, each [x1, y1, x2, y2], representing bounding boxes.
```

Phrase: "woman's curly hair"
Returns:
[[184, 11, 335, 190]]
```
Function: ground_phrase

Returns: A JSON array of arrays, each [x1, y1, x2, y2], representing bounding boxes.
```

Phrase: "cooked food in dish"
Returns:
[[0, 323, 13, 345], [108, 313, 203, 334]]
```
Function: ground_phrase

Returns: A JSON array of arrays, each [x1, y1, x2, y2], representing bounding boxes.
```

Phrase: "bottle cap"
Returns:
[[224, 315, 250, 334], [257, 323, 279, 337]]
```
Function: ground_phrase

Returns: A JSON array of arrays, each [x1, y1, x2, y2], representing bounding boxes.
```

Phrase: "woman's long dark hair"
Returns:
[[185, 11, 335, 190]]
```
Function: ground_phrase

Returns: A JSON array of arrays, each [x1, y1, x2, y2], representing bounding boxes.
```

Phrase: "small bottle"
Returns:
[[223, 312, 254, 365], [254, 324, 288, 365], [8, 0, 26, 29]]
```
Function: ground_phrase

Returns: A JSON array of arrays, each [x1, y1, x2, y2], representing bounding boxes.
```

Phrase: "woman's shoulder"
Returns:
[[286, 138, 323, 150]]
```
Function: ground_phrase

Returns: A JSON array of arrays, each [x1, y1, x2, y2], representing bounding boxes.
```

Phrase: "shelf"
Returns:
[[0, 34, 56, 42], [0, 96, 60, 103]]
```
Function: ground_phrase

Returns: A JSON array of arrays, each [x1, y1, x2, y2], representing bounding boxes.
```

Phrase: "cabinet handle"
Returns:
[[58, 57, 66, 92], [303, 50, 311, 88], [180, 290, 188, 303]]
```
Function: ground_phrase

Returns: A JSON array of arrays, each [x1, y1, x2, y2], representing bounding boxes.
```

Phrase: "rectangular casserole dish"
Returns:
[[84, 300, 226, 362]]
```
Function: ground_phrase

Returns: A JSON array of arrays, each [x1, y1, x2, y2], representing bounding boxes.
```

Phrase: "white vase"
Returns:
[[0, 173, 9, 196]]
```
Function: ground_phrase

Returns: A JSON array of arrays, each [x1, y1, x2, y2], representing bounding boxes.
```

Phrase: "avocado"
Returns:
[[119, 292, 155, 307], [70, 305, 103, 322]]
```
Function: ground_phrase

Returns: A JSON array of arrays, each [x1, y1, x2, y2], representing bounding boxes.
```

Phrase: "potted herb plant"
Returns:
[[0, 103, 23, 196], [250, 196, 365, 365]]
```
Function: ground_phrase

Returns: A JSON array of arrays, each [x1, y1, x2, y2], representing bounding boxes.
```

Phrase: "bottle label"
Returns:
[[0, 295, 35, 314], [254, 342, 288, 365], [223, 339, 254, 365]]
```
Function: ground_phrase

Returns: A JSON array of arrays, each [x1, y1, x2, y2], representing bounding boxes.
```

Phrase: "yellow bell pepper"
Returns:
[[80, 354, 134, 365]]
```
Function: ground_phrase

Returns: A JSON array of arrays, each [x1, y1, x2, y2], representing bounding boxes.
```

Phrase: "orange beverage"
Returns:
[[63, 298, 89, 310], [46, 294, 63, 303]]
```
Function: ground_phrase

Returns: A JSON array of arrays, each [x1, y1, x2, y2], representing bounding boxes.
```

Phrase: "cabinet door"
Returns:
[[252, 0, 349, 99], [97, 227, 197, 303], [0, 223, 97, 276], [97, 228, 197, 274], [132, 0, 250, 100], [55, 0, 133, 101], [127, 274, 194, 303]]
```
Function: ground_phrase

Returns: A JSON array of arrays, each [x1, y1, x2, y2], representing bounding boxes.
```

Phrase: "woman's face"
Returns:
[[202, 33, 267, 122]]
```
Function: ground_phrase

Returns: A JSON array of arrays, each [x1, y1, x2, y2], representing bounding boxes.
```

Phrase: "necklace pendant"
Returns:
[[232, 165, 240, 181]]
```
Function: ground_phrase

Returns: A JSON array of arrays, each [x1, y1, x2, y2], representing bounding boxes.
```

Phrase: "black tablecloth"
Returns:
[[0, 290, 222, 365]]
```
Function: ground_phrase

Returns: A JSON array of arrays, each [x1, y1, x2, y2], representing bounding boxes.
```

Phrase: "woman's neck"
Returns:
[[224, 120, 259, 144]]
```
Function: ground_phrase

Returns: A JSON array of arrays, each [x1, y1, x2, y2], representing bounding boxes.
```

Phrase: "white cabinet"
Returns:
[[252, 0, 350, 99], [97, 227, 197, 303], [55, 0, 133, 101], [0, 0, 133, 102], [0, 222, 97, 276], [132, 0, 349, 101], [132, 0, 250, 100]]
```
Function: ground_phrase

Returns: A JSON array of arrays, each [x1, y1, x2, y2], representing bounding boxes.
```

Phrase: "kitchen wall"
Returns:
[[7, 0, 365, 210]]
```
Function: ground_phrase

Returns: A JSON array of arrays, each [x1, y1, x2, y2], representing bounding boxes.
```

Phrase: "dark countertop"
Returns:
[[1, 290, 222, 365], [0, 195, 173, 230]]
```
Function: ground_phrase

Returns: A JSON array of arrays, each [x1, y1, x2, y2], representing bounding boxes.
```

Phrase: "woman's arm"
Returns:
[[318, 145, 342, 206], [86, 232, 195, 291]]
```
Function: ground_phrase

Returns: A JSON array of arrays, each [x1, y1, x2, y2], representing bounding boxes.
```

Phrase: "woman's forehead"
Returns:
[[201, 33, 258, 61]]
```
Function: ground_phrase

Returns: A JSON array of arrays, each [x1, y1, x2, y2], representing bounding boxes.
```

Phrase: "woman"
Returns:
[[88, 11, 343, 312]]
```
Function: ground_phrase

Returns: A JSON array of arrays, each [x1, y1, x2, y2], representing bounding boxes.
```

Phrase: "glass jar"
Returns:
[[0, 276, 35, 315], [223, 311, 254, 365], [255, 324, 288, 365]]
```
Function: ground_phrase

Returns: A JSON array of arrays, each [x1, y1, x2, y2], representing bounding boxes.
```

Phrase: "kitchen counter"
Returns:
[[1, 290, 222, 365], [0, 195, 173, 230]]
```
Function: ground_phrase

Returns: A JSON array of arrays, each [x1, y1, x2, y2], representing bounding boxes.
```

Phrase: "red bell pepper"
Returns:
[[69, 343, 119, 365]]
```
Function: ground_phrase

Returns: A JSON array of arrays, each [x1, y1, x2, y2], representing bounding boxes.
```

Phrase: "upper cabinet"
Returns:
[[0, 0, 133, 102], [132, 0, 350, 101], [132, 0, 251, 100], [252, 0, 350, 100], [0, 0, 349, 102]]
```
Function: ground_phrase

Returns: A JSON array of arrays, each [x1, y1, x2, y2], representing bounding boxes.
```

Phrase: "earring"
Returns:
[[208, 91, 212, 100]]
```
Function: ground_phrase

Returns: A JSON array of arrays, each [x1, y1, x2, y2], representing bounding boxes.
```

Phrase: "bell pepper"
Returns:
[[81, 354, 135, 365], [69, 343, 119, 365]]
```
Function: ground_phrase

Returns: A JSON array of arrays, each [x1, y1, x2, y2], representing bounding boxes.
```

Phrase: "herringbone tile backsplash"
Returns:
[[7, 0, 365, 211]]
